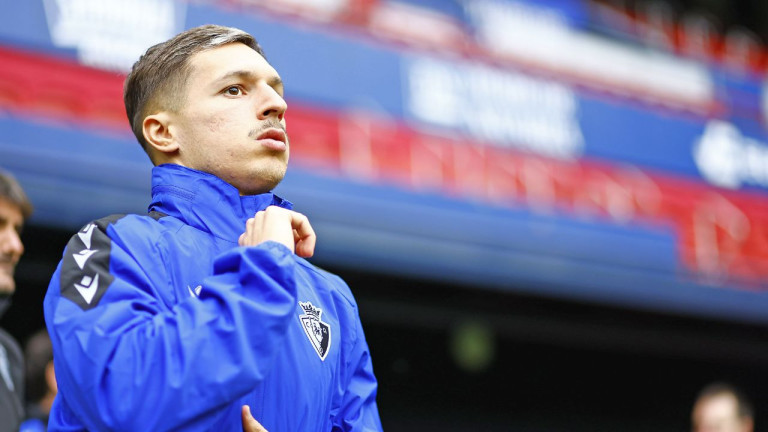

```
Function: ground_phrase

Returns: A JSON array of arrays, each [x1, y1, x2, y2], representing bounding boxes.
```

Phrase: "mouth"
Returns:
[[255, 128, 288, 152], [0, 261, 15, 275]]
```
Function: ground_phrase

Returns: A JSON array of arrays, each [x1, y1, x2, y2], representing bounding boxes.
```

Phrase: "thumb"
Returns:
[[242, 405, 268, 432]]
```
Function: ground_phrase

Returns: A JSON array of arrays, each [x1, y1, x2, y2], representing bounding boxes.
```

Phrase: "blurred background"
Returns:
[[2, 0, 768, 430]]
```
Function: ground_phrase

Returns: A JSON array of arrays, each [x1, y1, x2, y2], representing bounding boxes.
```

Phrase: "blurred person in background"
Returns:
[[692, 382, 754, 432], [19, 328, 56, 432], [44, 24, 381, 431], [0, 170, 32, 432]]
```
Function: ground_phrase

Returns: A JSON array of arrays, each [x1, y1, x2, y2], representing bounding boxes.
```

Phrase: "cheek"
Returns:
[[205, 115, 228, 133]]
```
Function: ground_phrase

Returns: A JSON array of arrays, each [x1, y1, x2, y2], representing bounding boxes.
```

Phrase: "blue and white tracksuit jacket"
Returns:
[[44, 164, 382, 431]]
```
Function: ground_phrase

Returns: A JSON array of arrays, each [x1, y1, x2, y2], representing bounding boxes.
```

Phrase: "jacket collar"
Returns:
[[148, 164, 293, 243]]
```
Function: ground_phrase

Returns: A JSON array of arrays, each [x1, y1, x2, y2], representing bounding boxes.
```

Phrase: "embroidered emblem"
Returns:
[[299, 301, 331, 361]]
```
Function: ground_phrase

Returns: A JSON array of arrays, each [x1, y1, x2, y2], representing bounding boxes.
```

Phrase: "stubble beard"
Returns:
[[252, 160, 288, 192]]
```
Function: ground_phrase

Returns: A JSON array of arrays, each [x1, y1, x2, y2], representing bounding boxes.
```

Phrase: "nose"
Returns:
[[256, 84, 287, 122], [0, 226, 23, 259]]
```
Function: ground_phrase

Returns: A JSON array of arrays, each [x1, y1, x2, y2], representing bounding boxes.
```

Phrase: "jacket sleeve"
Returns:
[[44, 217, 298, 431], [333, 301, 383, 432]]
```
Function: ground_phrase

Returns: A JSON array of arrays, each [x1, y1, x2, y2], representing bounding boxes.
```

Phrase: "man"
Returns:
[[691, 382, 754, 432], [0, 170, 32, 432], [44, 25, 382, 431]]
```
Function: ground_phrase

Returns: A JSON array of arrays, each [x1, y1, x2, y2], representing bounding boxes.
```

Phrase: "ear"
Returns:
[[45, 360, 58, 394], [143, 112, 179, 157]]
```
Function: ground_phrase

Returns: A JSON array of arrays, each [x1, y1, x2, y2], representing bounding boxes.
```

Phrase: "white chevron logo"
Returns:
[[74, 274, 99, 304], [187, 285, 202, 298], [77, 224, 96, 249], [73, 249, 98, 270]]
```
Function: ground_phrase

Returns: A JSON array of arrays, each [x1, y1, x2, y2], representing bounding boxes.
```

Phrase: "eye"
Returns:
[[225, 86, 243, 96]]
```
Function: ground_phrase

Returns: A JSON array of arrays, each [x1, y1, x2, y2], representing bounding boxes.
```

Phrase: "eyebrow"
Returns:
[[213, 70, 283, 91]]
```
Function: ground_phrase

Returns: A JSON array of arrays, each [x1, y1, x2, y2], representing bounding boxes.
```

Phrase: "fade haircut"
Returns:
[[124, 24, 265, 154], [0, 170, 32, 220]]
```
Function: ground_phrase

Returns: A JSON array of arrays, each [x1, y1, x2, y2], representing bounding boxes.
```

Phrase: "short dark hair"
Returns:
[[696, 382, 753, 420], [0, 170, 32, 219], [123, 24, 265, 154], [24, 328, 53, 403]]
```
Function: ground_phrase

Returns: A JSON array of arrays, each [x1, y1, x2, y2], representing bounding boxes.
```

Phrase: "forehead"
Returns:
[[187, 42, 279, 84]]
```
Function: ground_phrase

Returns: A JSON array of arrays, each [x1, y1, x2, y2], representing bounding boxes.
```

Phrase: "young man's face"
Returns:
[[171, 42, 289, 195], [0, 198, 24, 295]]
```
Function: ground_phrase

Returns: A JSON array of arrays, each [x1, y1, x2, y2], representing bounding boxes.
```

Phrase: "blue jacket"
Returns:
[[44, 164, 382, 431]]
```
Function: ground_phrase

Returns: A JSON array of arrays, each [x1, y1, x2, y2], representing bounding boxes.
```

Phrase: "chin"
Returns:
[[239, 167, 287, 195], [0, 275, 15, 296]]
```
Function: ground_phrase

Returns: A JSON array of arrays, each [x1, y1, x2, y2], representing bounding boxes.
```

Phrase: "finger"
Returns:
[[290, 212, 316, 258], [261, 207, 295, 252], [241, 405, 268, 432], [241, 217, 256, 246], [250, 214, 262, 245]]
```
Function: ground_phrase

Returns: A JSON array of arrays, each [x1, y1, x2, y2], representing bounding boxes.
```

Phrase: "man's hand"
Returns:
[[238, 206, 316, 257], [242, 405, 268, 432]]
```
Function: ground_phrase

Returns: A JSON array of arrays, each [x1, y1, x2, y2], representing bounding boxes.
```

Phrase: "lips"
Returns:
[[0, 260, 15, 275], [256, 128, 287, 151]]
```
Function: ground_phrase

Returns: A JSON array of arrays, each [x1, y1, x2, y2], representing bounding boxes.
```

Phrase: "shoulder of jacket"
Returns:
[[57, 213, 178, 311], [76, 212, 166, 231], [304, 263, 358, 310], [69, 212, 176, 252]]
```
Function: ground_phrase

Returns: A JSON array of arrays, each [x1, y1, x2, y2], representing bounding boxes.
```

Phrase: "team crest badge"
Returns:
[[299, 301, 331, 361]]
